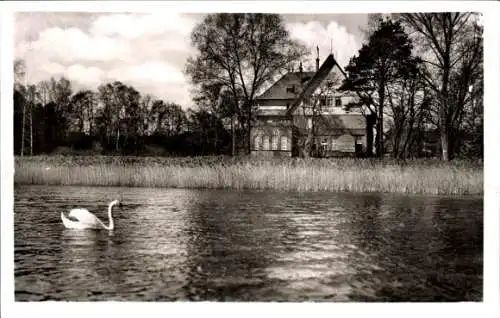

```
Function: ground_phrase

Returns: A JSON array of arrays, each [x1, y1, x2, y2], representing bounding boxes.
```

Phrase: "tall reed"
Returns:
[[14, 156, 483, 195]]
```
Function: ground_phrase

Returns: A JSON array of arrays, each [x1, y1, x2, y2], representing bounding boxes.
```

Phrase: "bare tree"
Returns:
[[185, 13, 308, 154], [385, 63, 433, 158], [70, 90, 97, 134], [297, 73, 343, 157], [397, 12, 481, 160]]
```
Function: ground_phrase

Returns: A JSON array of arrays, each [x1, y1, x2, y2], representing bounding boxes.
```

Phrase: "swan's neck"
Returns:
[[106, 203, 116, 230]]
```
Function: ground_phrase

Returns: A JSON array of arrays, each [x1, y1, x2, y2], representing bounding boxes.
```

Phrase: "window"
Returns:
[[355, 136, 363, 153], [331, 137, 338, 151], [286, 85, 296, 94], [263, 136, 270, 150], [254, 135, 261, 150], [281, 136, 289, 151], [326, 96, 334, 107], [335, 97, 342, 107], [271, 135, 279, 150], [320, 138, 329, 153]]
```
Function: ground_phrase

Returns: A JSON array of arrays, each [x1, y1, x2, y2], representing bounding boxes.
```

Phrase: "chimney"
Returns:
[[299, 61, 303, 73], [316, 46, 320, 72]]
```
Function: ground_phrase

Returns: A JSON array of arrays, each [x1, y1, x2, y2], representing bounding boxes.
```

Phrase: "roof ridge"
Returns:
[[287, 54, 337, 115]]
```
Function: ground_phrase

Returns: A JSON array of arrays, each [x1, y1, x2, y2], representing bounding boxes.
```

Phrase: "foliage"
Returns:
[[397, 13, 483, 160], [185, 13, 308, 153], [340, 18, 420, 157], [13, 14, 483, 160], [13, 75, 230, 157]]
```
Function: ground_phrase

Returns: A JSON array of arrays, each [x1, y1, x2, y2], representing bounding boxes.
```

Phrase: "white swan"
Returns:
[[61, 200, 120, 230]]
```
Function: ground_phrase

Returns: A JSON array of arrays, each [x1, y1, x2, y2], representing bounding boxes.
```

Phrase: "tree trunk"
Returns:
[[21, 100, 26, 157], [247, 104, 252, 155], [304, 132, 313, 158], [440, 70, 450, 161], [29, 107, 33, 156], [376, 82, 385, 157], [214, 120, 219, 154], [440, 126, 449, 160], [231, 114, 236, 156], [366, 113, 375, 157], [375, 120, 381, 157], [116, 126, 120, 152]]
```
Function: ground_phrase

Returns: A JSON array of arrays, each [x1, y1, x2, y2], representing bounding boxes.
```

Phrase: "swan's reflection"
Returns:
[[58, 228, 124, 299]]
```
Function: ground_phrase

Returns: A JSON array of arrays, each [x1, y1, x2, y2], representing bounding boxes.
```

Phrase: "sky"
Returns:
[[14, 12, 368, 109]]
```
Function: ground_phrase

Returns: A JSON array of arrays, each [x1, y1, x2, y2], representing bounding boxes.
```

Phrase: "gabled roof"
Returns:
[[256, 71, 316, 100], [287, 54, 337, 116], [314, 114, 366, 135]]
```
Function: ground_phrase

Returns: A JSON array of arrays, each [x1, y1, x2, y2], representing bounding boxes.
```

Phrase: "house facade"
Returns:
[[250, 54, 369, 158]]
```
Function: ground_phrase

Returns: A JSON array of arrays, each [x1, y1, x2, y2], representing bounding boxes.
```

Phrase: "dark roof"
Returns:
[[255, 108, 288, 117], [287, 54, 336, 115], [257, 71, 316, 100], [314, 114, 366, 135]]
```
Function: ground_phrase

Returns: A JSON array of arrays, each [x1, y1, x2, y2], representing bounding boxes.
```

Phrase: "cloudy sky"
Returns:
[[15, 12, 368, 108]]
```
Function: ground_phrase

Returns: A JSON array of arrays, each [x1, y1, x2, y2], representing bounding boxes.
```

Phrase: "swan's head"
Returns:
[[110, 200, 120, 207]]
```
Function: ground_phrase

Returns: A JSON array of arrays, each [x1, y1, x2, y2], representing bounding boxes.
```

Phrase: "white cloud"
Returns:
[[18, 27, 132, 64], [90, 13, 197, 38], [287, 20, 362, 69], [105, 61, 192, 106], [39, 62, 65, 75], [14, 12, 199, 107], [107, 61, 185, 84], [15, 13, 364, 109], [67, 65, 104, 86]]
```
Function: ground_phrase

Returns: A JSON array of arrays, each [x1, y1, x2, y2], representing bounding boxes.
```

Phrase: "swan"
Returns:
[[61, 200, 120, 230]]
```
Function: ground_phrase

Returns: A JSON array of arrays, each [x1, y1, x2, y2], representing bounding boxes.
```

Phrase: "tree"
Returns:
[[298, 72, 343, 158], [70, 90, 97, 134], [340, 18, 419, 157], [385, 61, 433, 158], [46, 77, 73, 146], [446, 21, 483, 158], [185, 13, 308, 154], [13, 59, 29, 156], [14, 59, 26, 87], [149, 100, 186, 137], [359, 13, 385, 41], [397, 13, 482, 160], [192, 82, 241, 154], [186, 107, 230, 155], [97, 82, 123, 151]]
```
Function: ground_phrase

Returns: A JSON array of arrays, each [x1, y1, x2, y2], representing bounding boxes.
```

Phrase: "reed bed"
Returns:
[[14, 155, 483, 195]]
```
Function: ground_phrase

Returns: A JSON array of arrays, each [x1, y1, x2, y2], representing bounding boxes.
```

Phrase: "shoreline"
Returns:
[[14, 155, 483, 196]]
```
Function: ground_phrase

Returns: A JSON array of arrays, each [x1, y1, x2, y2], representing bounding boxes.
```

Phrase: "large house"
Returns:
[[250, 53, 369, 157]]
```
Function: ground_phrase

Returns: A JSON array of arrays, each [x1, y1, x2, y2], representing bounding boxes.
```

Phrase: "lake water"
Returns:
[[14, 185, 483, 301]]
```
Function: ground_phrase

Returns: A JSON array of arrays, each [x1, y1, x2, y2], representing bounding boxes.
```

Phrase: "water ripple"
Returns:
[[14, 186, 483, 301]]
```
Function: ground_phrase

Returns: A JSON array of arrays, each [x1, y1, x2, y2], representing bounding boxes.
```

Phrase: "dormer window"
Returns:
[[286, 85, 296, 94]]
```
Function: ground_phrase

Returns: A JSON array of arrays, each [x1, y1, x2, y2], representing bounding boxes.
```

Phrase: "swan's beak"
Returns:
[[119, 202, 123, 208]]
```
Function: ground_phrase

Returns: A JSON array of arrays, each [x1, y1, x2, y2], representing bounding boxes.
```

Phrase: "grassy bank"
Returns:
[[14, 155, 483, 195]]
